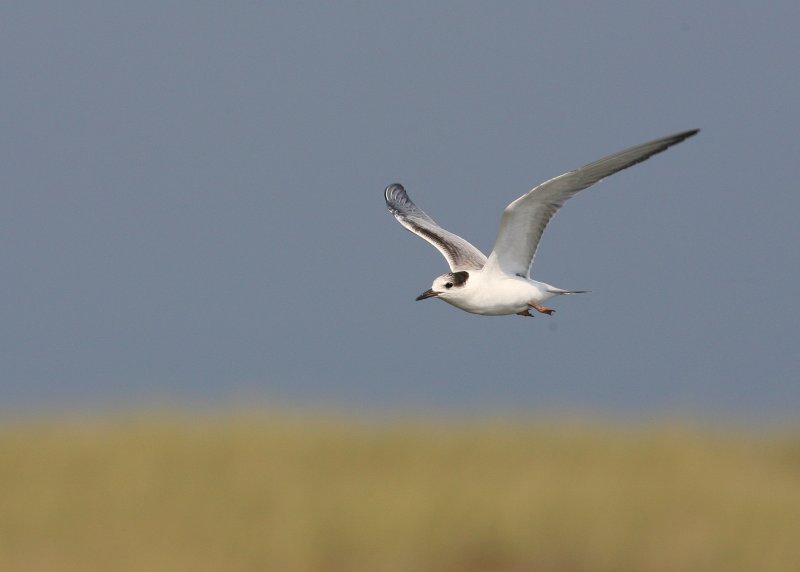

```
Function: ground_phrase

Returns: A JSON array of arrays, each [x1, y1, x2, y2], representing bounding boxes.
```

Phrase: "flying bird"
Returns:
[[384, 129, 698, 317]]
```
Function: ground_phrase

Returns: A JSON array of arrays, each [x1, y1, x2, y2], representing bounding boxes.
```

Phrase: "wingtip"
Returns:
[[384, 182, 405, 204], [652, 128, 700, 152], [385, 182, 405, 194], [385, 183, 414, 213]]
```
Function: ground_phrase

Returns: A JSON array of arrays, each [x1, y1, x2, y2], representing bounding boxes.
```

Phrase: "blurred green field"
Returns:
[[0, 411, 798, 572]]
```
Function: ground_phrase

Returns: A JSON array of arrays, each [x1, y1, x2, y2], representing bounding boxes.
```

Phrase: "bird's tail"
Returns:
[[547, 287, 590, 295]]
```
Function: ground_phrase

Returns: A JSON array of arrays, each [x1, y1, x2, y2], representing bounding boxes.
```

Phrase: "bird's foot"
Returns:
[[516, 309, 534, 317], [529, 303, 555, 315]]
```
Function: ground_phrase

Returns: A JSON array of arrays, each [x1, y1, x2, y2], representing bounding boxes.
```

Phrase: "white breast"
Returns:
[[443, 273, 554, 316]]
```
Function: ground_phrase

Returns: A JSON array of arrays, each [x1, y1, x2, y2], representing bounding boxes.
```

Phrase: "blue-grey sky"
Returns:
[[2, 2, 798, 420]]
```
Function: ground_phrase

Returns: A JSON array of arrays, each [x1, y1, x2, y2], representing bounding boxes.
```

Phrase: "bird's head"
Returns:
[[416, 270, 471, 302]]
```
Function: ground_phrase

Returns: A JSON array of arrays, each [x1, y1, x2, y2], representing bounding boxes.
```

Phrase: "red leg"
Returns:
[[516, 309, 534, 317], [529, 303, 555, 315]]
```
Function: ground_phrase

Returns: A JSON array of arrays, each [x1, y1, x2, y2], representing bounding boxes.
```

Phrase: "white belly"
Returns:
[[443, 276, 555, 316]]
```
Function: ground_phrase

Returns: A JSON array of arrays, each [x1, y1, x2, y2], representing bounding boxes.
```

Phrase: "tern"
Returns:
[[385, 129, 698, 317]]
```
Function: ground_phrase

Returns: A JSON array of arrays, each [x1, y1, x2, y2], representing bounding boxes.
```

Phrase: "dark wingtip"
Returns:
[[384, 183, 405, 199], [384, 183, 409, 209]]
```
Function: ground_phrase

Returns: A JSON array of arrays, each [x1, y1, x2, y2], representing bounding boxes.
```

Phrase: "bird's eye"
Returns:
[[445, 282, 454, 289]]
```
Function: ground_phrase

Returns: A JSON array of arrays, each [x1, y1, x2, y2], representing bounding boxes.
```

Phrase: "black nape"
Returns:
[[449, 271, 469, 286]]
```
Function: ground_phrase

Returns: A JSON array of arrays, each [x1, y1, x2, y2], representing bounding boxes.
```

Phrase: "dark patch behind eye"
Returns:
[[449, 271, 469, 286]]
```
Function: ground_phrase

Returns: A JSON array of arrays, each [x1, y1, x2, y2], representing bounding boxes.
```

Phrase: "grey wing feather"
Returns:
[[484, 129, 699, 277], [385, 183, 487, 271]]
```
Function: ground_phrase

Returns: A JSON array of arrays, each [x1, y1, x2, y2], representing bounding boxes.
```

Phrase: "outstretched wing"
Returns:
[[484, 129, 699, 277], [385, 183, 487, 271]]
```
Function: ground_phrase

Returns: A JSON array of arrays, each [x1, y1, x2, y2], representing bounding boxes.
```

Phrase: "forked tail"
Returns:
[[547, 287, 590, 295]]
